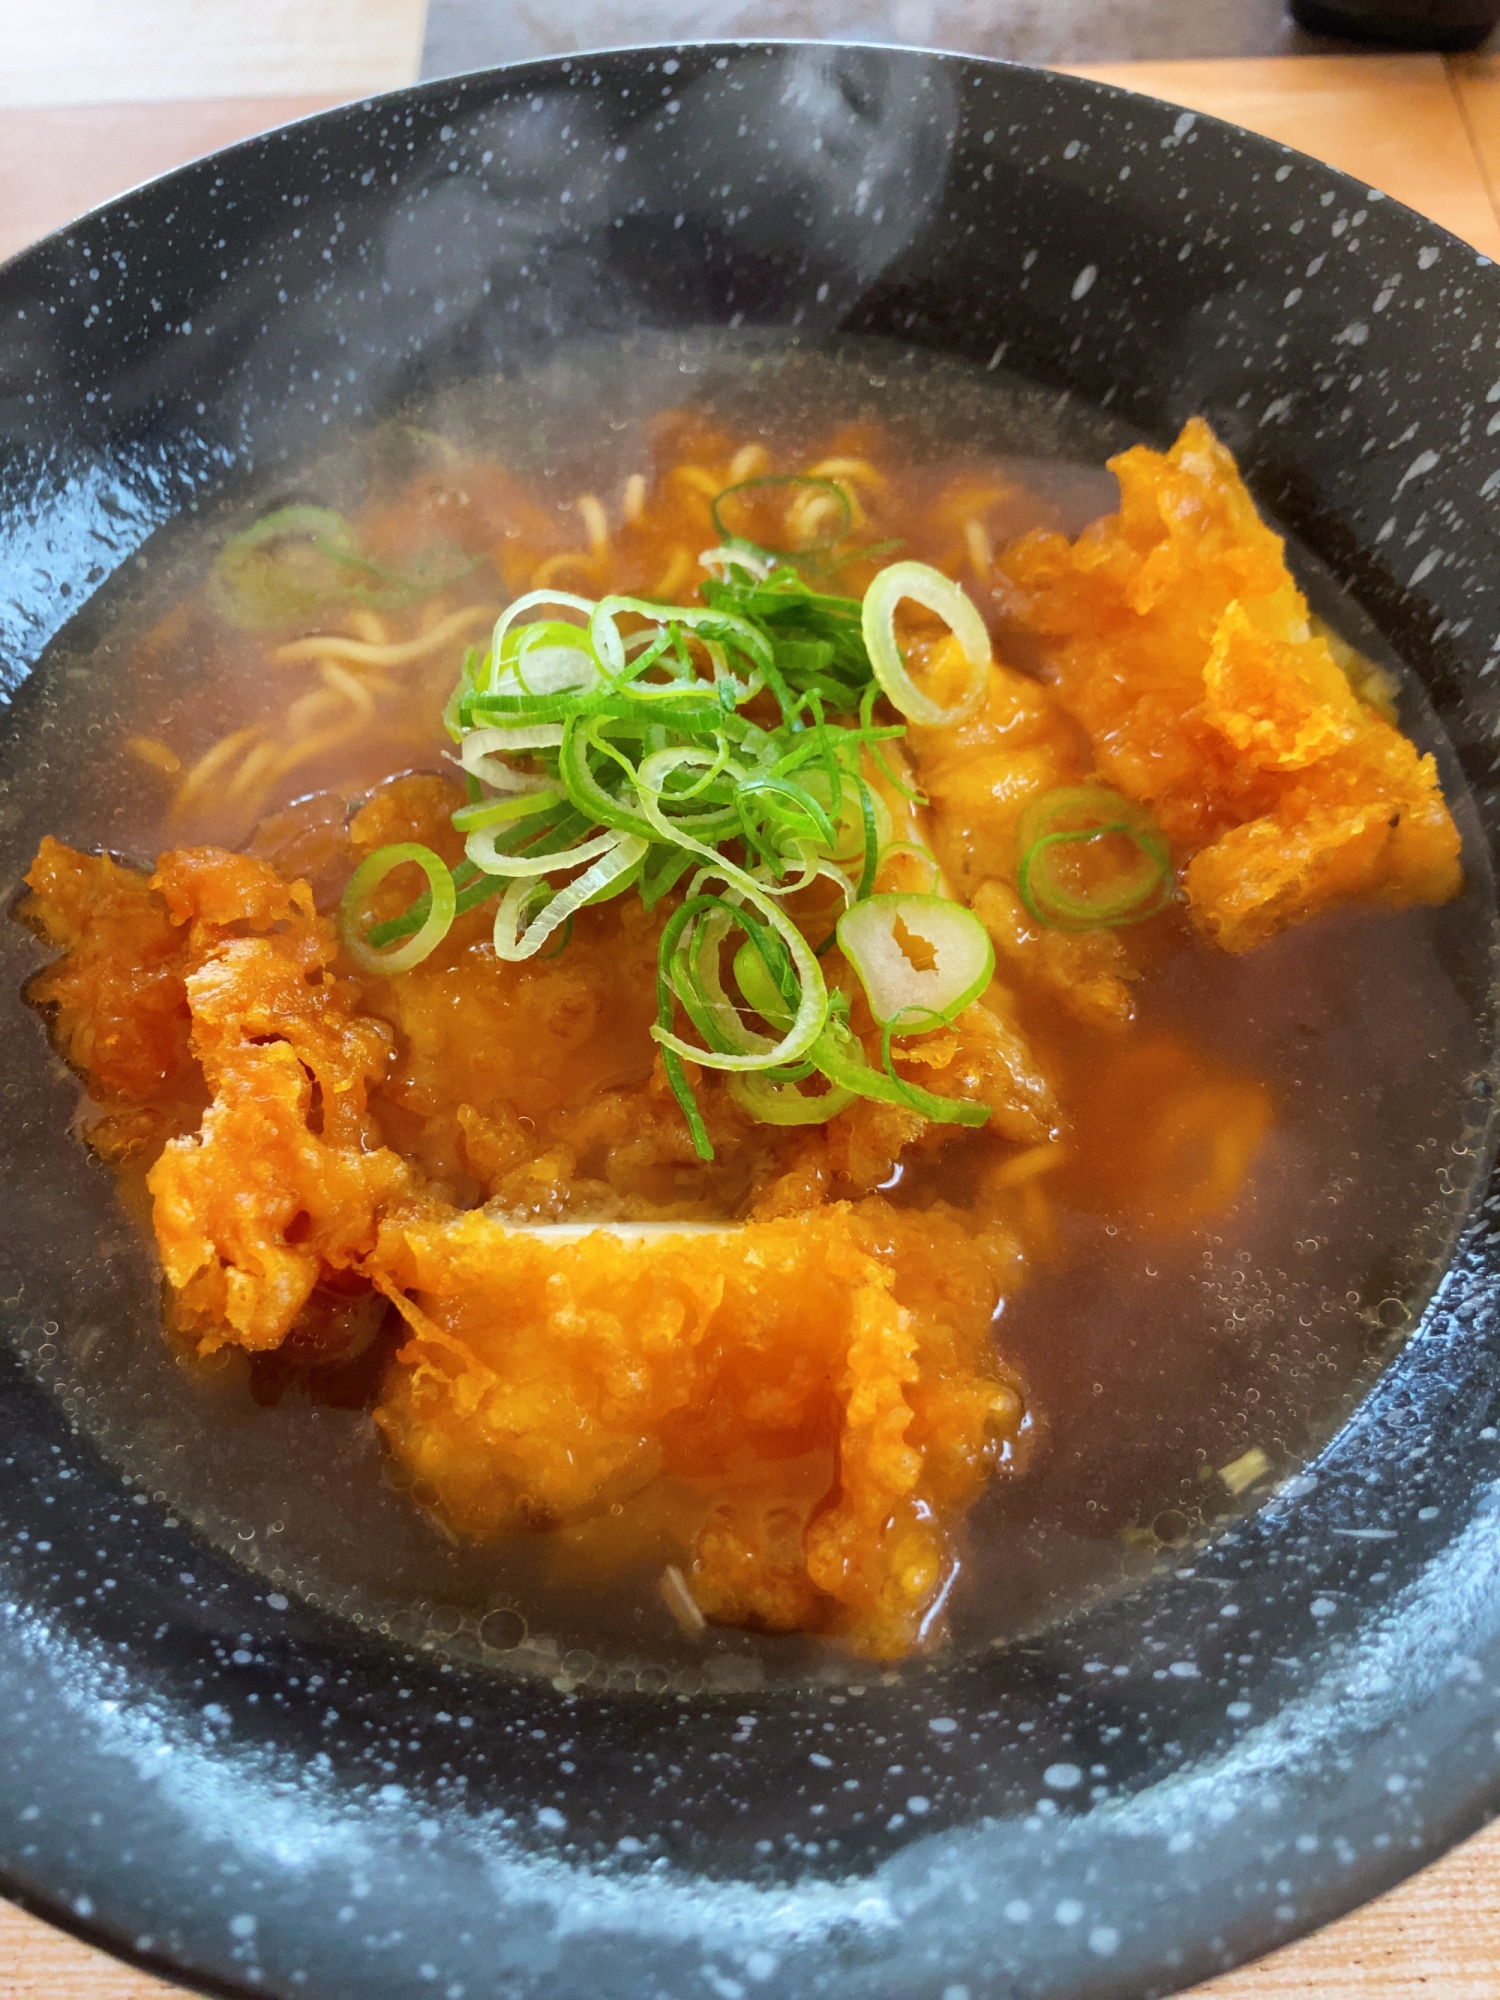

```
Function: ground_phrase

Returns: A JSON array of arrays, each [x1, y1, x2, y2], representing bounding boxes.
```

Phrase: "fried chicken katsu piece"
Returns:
[[23, 836, 412, 1354], [19, 837, 201, 1161], [145, 849, 412, 1352], [369, 1201, 1030, 1659], [996, 416, 1463, 951]]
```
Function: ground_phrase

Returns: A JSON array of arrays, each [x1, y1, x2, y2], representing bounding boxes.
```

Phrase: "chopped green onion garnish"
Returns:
[[335, 550, 1008, 1152], [493, 833, 648, 962], [861, 559, 992, 728], [209, 507, 363, 634], [710, 474, 853, 557], [341, 843, 458, 976], [210, 505, 476, 633], [837, 893, 995, 1032], [810, 1015, 990, 1128], [728, 1069, 857, 1126], [1014, 785, 1174, 930]]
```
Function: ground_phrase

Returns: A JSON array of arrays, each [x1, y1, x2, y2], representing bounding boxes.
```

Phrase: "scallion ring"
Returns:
[[492, 834, 648, 962], [588, 595, 772, 683], [341, 843, 458, 976], [837, 893, 994, 1032], [878, 841, 944, 894], [1014, 785, 1174, 930], [731, 935, 794, 1033], [710, 475, 853, 557], [488, 593, 596, 677], [861, 560, 991, 727], [728, 1070, 856, 1126], [650, 859, 827, 1074], [209, 506, 364, 634], [670, 900, 778, 1060], [459, 728, 566, 789], [451, 788, 563, 833], [809, 1018, 990, 1128], [699, 541, 775, 581], [465, 825, 624, 879]]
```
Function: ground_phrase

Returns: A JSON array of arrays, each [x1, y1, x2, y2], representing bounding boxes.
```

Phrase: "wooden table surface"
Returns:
[[3, 28, 1500, 2000]]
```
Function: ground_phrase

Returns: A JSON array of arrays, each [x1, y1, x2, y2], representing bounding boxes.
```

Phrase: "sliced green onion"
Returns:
[[489, 593, 596, 669], [800, 768, 892, 869], [878, 842, 944, 894], [728, 1070, 856, 1125], [341, 843, 458, 976], [858, 683, 925, 801], [588, 595, 772, 684], [1015, 785, 1174, 930], [734, 771, 837, 861], [837, 893, 994, 1032], [209, 506, 363, 634], [459, 729, 566, 790], [363, 858, 502, 947], [556, 719, 662, 840], [667, 900, 776, 1060], [710, 475, 853, 557], [635, 744, 741, 842], [641, 844, 696, 911], [732, 937, 794, 1032], [466, 825, 623, 879], [700, 541, 775, 581], [649, 862, 826, 1074], [492, 834, 648, 962], [810, 1018, 990, 1128], [861, 560, 991, 727], [415, 538, 1015, 1154], [494, 645, 600, 704], [451, 788, 563, 834], [461, 722, 565, 757], [210, 506, 474, 632]]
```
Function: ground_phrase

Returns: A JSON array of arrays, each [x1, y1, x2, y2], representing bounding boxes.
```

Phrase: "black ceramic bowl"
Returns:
[[3, 42, 1500, 2000]]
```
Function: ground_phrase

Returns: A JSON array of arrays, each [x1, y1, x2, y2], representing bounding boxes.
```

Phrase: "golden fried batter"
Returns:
[[20, 838, 200, 1161], [147, 850, 411, 1353], [996, 417, 1462, 950], [369, 1202, 1027, 1659], [20, 808, 1046, 1657]]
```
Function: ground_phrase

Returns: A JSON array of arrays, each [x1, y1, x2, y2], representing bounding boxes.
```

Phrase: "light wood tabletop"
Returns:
[[3, 22, 1500, 2000]]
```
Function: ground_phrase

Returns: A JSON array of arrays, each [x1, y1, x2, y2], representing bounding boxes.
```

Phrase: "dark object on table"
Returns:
[[3, 44, 1500, 2000], [1290, 0, 1499, 47]]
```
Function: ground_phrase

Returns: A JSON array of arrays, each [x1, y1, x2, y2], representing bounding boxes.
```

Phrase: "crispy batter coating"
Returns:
[[370, 1202, 1027, 1659], [147, 851, 412, 1353], [19, 838, 200, 1160], [902, 645, 1142, 1029], [996, 417, 1462, 950]]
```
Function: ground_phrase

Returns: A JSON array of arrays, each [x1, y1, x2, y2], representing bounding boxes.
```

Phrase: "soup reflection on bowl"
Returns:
[[1, 43, 1498, 2000]]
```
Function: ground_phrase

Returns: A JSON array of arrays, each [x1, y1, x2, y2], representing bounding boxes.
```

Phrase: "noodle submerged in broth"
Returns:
[[7, 341, 1492, 1674]]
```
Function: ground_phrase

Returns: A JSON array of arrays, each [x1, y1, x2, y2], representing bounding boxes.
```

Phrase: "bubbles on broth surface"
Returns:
[[1, 330, 1495, 1689]]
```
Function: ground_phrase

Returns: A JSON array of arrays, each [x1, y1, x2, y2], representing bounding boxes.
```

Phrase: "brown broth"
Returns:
[[1, 331, 1495, 1690]]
